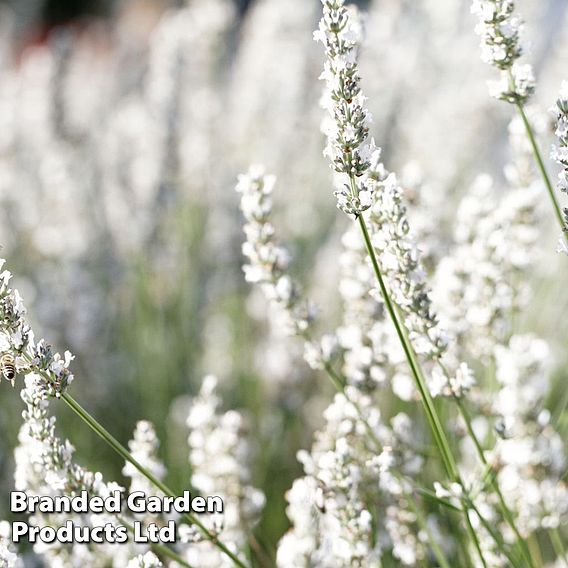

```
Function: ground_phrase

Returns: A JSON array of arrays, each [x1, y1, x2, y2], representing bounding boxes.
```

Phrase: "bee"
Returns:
[[0, 353, 16, 384]]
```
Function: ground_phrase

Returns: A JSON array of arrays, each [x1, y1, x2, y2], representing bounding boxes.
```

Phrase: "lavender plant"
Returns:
[[0, 0, 567, 566], [472, 0, 566, 244]]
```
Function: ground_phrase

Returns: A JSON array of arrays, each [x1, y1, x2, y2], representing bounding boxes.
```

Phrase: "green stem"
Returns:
[[528, 534, 545, 568], [514, 99, 566, 235], [462, 510, 488, 568], [322, 360, 346, 392]]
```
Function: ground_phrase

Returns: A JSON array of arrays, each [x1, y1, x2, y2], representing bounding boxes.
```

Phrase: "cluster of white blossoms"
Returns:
[[471, 0, 522, 68], [433, 174, 539, 361], [277, 388, 427, 567], [314, 0, 381, 217], [0, 256, 119, 541], [0, 259, 75, 397], [0, 521, 21, 568], [303, 333, 339, 373], [126, 551, 163, 568], [471, 0, 535, 103], [492, 334, 568, 535], [434, 110, 542, 361], [551, 81, 568, 248], [331, 160, 473, 401], [368, 171, 449, 362], [276, 475, 320, 567], [4, 250, 270, 567], [2, 0, 568, 564], [123, 421, 167, 497], [428, 362, 476, 399], [237, 165, 341, 375], [14, 374, 136, 566], [236, 166, 315, 335], [184, 375, 265, 567], [0, 255, 178, 566], [335, 224, 395, 392]]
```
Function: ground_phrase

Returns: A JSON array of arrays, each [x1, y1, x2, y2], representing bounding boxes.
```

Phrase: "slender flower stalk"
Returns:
[[314, 0, 448, 491], [471, 0, 565, 237], [313, 3, 493, 564], [183, 375, 265, 568], [515, 102, 565, 233], [236, 166, 316, 336]]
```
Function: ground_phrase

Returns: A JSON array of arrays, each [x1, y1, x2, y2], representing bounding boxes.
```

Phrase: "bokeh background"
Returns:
[[0, 0, 567, 559]]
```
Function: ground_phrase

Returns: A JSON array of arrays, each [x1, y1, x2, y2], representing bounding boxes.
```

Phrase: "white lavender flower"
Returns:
[[1, 256, 137, 567], [471, 1, 535, 103], [126, 551, 163, 568], [279, 388, 382, 566], [335, 186, 450, 397], [367, 171, 449, 362], [276, 476, 320, 568], [492, 334, 568, 535], [303, 334, 339, 371], [278, 388, 426, 566], [15, 371, 134, 567], [551, 81, 568, 242], [487, 63, 535, 104], [316, 5, 462, 404], [433, 174, 540, 361], [123, 421, 166, 496], [237, 166, 315, 335], [314, 0, 381, 217], [185, 375, 265, 567], [0, 258, 74, 396], [0, 521, 21, 568], [471, 1, 523, 69], [428, 362, 476, 399]]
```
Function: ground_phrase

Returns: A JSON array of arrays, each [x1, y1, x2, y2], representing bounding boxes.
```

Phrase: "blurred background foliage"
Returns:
[[0, 0, 566, 558]]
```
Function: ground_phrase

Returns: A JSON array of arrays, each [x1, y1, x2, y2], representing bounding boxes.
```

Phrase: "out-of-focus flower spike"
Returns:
[[236, 166, 316, 336], [471, 0, 535, 103]]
